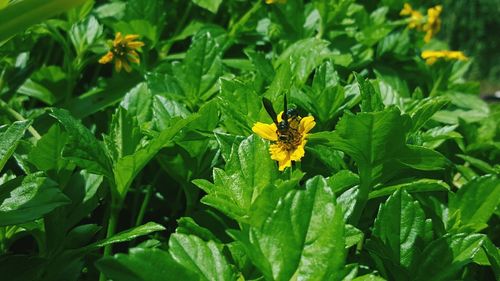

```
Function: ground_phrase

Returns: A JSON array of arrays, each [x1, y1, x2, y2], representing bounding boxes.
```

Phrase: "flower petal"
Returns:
[[127, 41, 145, 49], [113, 32, 123, 46], [252, 122, 278, 141], [277, 111, 284, 122], [122, 60, 132, 72], [98, 51, 113, 64], [124, 34, 140, 42], [114, 58, 123, 72], [299, 116, 316, 134], [290, 143, 305, 161], [278, 156, 292, 171], [270, 144, 288, 161]]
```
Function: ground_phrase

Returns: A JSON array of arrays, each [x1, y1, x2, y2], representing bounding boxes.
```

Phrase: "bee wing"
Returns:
[[282, 93, 288, 124], [262, 97, 278, 125]]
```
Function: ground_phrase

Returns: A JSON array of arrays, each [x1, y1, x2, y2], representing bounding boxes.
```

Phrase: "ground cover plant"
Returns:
[[0, 0, 499, 280]]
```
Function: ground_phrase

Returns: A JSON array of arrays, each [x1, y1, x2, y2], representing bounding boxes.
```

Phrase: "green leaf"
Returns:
[[173, 30, 223, 107], [356, 73, 384, 112], [193, 135, 278, 222], [120, 82, 153, 126], [0, 120, 31, 172], [169, 233, 236, 281], [368, 190, 426, 275], [218, 78, 261, 135], [103, 106, 143, 162], [448, 174, 500, 232], [0, 0, 88, 41], [275, 38, 333, 85], [17, 66, 68, 105], [0, 173, 70, 226], [113, 113, 199, 198], [152, 95, 189, 131], [96, 247, 198, 281], [345, 224, 364, 249], [409, 97, 449, 133], [398, 145, 449, 171], [231, 176, 345, 281], [87, 222, 165, 250], [69, 15, 103, 55], [191, 0, 222, 13], [369, 179, 449, 199], [327, 170, 359, 194], [49, 108, 113, 178], [482, 237, 500, 280], [414, 233, 485, 281], [28, 124, 68, 171]]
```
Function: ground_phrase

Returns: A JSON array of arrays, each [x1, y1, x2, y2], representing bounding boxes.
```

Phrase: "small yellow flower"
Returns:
[[400, 3, 424, 30], [421, 50, 468, 65], [423, 5, 442, 43], [99, 32, 144, 72], [252, 112, 315, 171], [265, 0, 286, 4]]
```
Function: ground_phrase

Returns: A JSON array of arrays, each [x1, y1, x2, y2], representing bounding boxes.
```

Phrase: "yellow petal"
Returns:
[[122, 60, 132, 72], [277, 111, 284, 122], [127, 41, 145, 49], [127, 54, 140, 64], [98, 51, 113, 64], [113, 32, 123, 46], [124, 34, 140, 42], [299, 116, 316, 135], [252, 122, 278, 141], [114, 58, 123, 72], [400, 3, 413, 16], [278, 156, 292, 171], [290, 143, 305, 161], [270, 144, 288, 161]]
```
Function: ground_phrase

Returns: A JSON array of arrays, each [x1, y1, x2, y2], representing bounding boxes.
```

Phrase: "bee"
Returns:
[[262, 94, 301, 144]]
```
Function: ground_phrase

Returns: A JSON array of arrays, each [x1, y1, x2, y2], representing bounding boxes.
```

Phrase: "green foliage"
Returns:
[[0, 0, 498, 280]]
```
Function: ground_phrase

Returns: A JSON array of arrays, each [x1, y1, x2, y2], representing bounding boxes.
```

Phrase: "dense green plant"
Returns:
[[0, 0, 498, 280]]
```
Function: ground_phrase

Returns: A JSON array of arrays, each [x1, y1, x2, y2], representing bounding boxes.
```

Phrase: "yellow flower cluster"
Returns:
[[400, 3, 423, 30], [400, 3, 442, 43], [252, 112, 315, 171], [421, 50, 468, 65], [99, 32, 144, 72], [423, 5, 442, 43]]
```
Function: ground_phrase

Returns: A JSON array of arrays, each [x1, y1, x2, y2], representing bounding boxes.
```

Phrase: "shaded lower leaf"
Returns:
[[414, 233, 485, 281], [0, 173, 70, 226], [0, 120, 32, 172], [96, 247, 198, 281]]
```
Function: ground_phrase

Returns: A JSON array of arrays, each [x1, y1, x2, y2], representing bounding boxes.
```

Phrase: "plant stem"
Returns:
[[0, 99, 41, 140], [135, 185, 153, 226], [98, 200, 121, 281], [228, 1, 262, 38]]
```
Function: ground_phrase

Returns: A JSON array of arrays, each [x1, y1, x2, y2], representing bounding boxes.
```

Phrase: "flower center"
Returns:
[[113, 43, 129, 57], [276, 117, 302, 151]]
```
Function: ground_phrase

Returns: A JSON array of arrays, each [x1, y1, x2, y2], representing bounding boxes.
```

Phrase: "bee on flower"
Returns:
[[98, 32, 144, 72], [252, 96, 315, 171], [421, 50, 468, 65]]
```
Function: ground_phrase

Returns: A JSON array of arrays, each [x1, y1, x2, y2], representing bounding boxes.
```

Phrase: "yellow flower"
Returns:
[[423, 5, 442, 43], [265, 0, 286, 4], [252, 112, 315, 171], [98, 32, 144, 72], [421, 50, 468, 65], [400, 3, 424, 30]]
